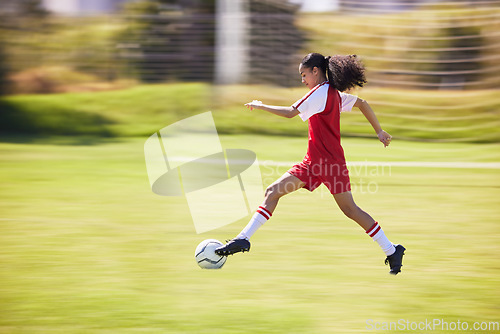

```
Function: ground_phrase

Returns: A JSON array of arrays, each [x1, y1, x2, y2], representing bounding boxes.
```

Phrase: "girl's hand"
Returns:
[[377, 130, 392, 147], [245, 100, 263, 111]]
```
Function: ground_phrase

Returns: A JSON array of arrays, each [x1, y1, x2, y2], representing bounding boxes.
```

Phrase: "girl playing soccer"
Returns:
[[215, 53, 406, 275]]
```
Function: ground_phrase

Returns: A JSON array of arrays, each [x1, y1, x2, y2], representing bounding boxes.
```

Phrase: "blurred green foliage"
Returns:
[[298, 6, 500, 89], [246, 0, 305, 86], [0, 0, 49, 95], [0, 8, 122, 90], [0, 40, 8, 96], [116, 0, 216, 82], [1, 3, 498, 91]]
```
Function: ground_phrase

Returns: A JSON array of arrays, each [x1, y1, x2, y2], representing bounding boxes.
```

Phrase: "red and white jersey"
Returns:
[[292, 81, 358, 165]]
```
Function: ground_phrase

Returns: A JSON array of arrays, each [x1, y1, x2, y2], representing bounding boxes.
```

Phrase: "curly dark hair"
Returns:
[[301, 53, 367, 92]]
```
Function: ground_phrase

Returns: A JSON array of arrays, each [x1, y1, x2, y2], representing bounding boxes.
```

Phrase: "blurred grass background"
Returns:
[[1, 136, 499, 333], [1, 83, 499, 142], [1, 0, 500, 333]]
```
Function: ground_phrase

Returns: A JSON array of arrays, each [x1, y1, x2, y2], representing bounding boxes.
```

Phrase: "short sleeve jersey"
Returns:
[[292, 81, 358, 165]]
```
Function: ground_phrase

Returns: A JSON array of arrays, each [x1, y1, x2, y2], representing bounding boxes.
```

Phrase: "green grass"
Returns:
[[0, 83, 210, 137], [1, 135, 499, 333], [1, 83, 500, 142]]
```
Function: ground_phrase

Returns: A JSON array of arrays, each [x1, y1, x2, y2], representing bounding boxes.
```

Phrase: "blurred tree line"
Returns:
[[0, 0, 304, 93], [117, 0, 217, 83], [0, 0, 50, 95], [116, 0, 304, 85], [0, 0, 497, 94]]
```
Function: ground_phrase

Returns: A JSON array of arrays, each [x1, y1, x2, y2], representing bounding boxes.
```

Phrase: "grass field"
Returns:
[[1, 134, 499, 333]]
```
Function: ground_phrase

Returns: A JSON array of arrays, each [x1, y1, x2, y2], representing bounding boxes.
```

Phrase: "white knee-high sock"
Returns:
[[237, 206, 272, 240], [366, 222, 396, 256]]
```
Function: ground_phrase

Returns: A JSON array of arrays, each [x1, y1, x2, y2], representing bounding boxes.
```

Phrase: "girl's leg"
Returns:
[[216, 173, 305, 256], [261, 172, 306, 214], [333, 191, 395, 256], [237, 172, 305, 240], [332, 191, 375, 231]]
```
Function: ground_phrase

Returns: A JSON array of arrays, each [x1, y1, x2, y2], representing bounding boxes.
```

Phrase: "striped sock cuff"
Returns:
[[256, 206, 272, 220], [366, 222, 381, 238]]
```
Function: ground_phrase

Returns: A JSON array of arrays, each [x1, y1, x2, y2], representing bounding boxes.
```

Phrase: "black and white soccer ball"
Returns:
[[195, 239, 227, 269]]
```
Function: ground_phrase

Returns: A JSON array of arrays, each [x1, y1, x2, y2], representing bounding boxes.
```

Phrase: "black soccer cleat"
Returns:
[[215, 238, 250, 256], [385, 244, 406, 275]]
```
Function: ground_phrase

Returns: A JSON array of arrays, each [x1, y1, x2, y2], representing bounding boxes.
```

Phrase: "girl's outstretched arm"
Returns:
[[354, 98, 392, 147], [245, 100, 299, 118]]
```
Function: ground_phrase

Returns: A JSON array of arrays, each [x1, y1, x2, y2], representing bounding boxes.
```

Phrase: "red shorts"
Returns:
[[288, 160, 351, 195]]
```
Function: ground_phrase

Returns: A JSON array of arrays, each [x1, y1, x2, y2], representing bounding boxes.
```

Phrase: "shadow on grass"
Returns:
[[0, 99, 118, 145], [0, 134, 124, 146]]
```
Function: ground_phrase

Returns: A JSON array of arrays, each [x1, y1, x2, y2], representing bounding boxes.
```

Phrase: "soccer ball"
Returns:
[[195, 239, 227, 269]]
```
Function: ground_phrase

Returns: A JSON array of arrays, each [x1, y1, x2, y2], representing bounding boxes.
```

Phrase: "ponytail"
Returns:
[[324, 55, 332, 85], [325, 54, 367, 92], [301, 53, 367, 92]]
